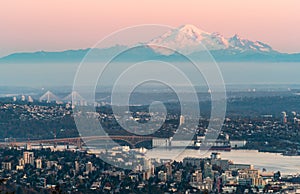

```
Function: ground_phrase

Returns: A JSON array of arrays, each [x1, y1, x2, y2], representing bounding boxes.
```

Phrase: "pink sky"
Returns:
[[1, 0, 299, 57]]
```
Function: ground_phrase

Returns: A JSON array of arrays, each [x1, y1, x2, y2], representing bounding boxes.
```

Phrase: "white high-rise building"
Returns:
[[281, 111, 287, 123], [86, 162, 93, 174], [23, 151, 34, 165], [35, 158, 42, 169], [28, 96, 34, 103], [180, 115, 185, 125], [2, 162, 12, 171]]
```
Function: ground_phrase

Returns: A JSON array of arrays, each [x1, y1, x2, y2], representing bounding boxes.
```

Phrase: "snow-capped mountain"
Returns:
[[228, 34, 273, 52], [148, 24, 274, 54], [2, 24, 300, 63]]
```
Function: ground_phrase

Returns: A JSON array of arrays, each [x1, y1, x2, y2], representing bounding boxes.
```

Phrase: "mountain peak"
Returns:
[[228, 34, 273, 52], [147, 24, 211, 54], [148, 25, 229, 54], [232, 34, 241, 40], [178, 24, 208, 35]]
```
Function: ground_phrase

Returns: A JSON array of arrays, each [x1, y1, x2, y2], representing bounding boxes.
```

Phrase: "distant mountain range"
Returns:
[[1, 24, 300, 63]]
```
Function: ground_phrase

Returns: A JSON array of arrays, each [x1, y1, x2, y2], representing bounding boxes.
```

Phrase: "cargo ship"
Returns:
[[190, 134, 231, 151], [152, 137, 231, 151], [192, 139, 231, 151]]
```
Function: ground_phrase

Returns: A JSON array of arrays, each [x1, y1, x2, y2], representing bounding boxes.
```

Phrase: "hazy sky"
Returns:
[[1, 0, 299, 57]]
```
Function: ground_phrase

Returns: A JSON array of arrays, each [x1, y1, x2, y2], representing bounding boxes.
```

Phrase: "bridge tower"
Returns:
[[39, 90, 60, 103]]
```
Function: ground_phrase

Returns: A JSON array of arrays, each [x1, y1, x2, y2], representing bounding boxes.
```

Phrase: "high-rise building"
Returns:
[[86, 161, 93, 174], [142, 158, 153, 180], [191, 170, 202, 183], [16, 158, 25, 170], [174, 170, 182, 182], [142, 171, 151, 181], [165, 162, 172, 177], [1, 162, 12, 171], [26, 143, 32, 150], [23, 151, 34, 165], [136, 164, 143, 172], [179, 115, 185, 125], [21, 95, 26, 101], [143, 158, 152, 171], [281, 111, 287, 123], [28, 96, 34, 103], [19, 158, 25, 166], [35, 158, 42, 169], [75, 161, 80, 173], [203, 162, 213, 179]]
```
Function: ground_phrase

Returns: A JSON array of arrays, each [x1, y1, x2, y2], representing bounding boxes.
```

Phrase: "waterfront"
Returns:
[[29, 145, 300, 175], [146, 149, 300, 175]]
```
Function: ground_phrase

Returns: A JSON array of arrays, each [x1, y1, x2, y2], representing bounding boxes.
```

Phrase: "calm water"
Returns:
[[147, 149, 300, 175], [55, 144, 300, 175]]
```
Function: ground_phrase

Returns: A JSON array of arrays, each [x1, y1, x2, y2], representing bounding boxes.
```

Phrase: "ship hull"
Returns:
[[187, 146, 231, 151]]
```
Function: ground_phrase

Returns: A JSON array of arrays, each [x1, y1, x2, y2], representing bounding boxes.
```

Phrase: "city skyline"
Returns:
[[1, 1, 300, 193]]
